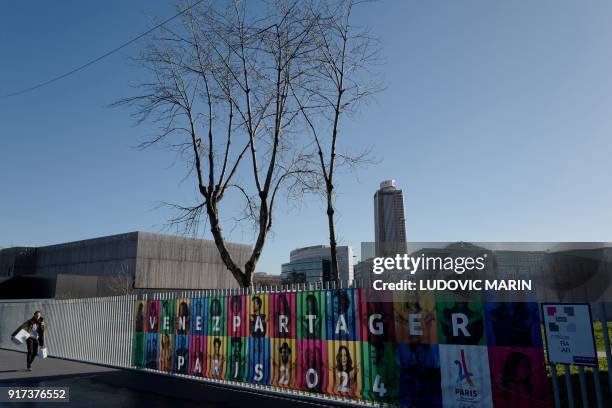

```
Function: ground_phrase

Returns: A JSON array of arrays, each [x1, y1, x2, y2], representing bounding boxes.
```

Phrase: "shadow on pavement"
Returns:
[[1, 349, 335, 407]]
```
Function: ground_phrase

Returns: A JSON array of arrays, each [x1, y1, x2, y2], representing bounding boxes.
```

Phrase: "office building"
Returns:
[[285, 245, 354, 283], [360, 242, 375, 261], [281, 258, 330, 283], [374, 180, 407, 257]]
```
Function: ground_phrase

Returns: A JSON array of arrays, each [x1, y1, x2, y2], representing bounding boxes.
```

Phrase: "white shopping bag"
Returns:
[[11, 329, 30, 345], [38, 346, 48, 359]]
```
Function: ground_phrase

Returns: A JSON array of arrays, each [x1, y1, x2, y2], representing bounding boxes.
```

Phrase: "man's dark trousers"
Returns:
[[26, 338, 39, 368]]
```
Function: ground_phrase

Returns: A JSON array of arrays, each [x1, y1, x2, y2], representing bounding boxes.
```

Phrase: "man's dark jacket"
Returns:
[[12, 318, 45, 347]]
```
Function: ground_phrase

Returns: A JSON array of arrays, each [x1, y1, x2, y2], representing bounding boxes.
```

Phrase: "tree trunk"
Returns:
[[206, 199, 253, 288], [326, 189, 340, 283]]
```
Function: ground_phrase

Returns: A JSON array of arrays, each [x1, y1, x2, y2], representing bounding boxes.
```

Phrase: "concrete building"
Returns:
[[252, 272, 283, 286], [0, 232, 251, 299], [286, 245, 354, 283], [374, 180, 407, 257], [0, 246, 36, 277]]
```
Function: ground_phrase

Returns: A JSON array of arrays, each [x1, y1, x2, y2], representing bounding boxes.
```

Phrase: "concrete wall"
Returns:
[[134, 232, 250, 289], [36, 233, 138, 278], [1, 232, 253, 295], [0, 247, 36, 277], [53, 274, 127, 299]]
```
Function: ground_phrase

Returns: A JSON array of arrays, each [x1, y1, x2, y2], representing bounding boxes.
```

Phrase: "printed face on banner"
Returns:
[[249, 294, 269, 339], [271, 338, 297, 388], [131, 332, 145, 368], [326, 289, 358, 341], [208, 297, 226, 337], [227, 336, 247, 381], [174, 334, 190, 374], [175, 299, 190, 336], [326, 341, 361, 398], [190, 297, 206, 336], [484, 302, 542, 347], [189, 335, 206, 377], [247, 337, 270, 384], [437, 302, 486, 345], [393, 291, 437, 344], [207, 336, 226, 379], [146, 300, 160, 333], [159, 333, 174, 372], [145, 333, 159, 369], [160, 300, 175, 335], [297, 340, 328, 393], [297, 292, 326, 340], [359, 289, 395, 343], [134, 300, 146, 333], [228, 295, 247, 337], [439, 344, 493, 408], [397, 343, 442, 407], [271, 293, 295, 339], [362, 341, 399, 404], [488, 346, 549, 408]]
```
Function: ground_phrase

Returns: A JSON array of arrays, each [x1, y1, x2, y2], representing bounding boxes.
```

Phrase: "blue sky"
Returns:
[[1, 1, 612, 274]]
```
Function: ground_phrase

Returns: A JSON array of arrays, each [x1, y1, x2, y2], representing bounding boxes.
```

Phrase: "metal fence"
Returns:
[[0, 285, 374, 407], [1, 285, 612, 407], [0, 295, 135, 367], [548, 302, 612, 408]]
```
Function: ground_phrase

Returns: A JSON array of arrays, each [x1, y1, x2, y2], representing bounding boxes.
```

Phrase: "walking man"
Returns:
[[12, 311, 46, 371]]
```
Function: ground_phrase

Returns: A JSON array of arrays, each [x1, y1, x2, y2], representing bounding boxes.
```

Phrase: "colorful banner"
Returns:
[[131, 292, 549, 406], [189, 334, 206, 376], [484, 302, 541, 348], [175, 299, 190, 336], [146, 300, 159, 333], [439, 344, 493, 407], [191, 297, 207, 336], [438, 301, 486, 345], [132, 300, 146, 368], [297, 339, 328, 392], [160, 299, 174, 334], [270, 338, 297, 388], [398, 343, 441, 407], [145, 333, 159, 369], [488, 346, 549, 408], [159, 333, 173, 372], [174, 334, 189, 374], [206, 296, 226, 379]]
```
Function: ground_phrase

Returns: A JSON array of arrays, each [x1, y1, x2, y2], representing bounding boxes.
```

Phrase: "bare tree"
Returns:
[[292, 0, 381, 283], [115, 1, 323, 287], [105, 261, 135, 295]]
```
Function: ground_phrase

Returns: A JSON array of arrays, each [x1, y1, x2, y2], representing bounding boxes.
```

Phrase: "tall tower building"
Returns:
[[374, 180, 407, 257]]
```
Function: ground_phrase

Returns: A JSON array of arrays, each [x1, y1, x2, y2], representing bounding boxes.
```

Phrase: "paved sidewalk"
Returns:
[[0, 349, 336, 407], [0, 348, 116, 382]]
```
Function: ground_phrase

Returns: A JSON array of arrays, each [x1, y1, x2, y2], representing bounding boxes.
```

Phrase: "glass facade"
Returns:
[[281, 259, 330, 283]]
